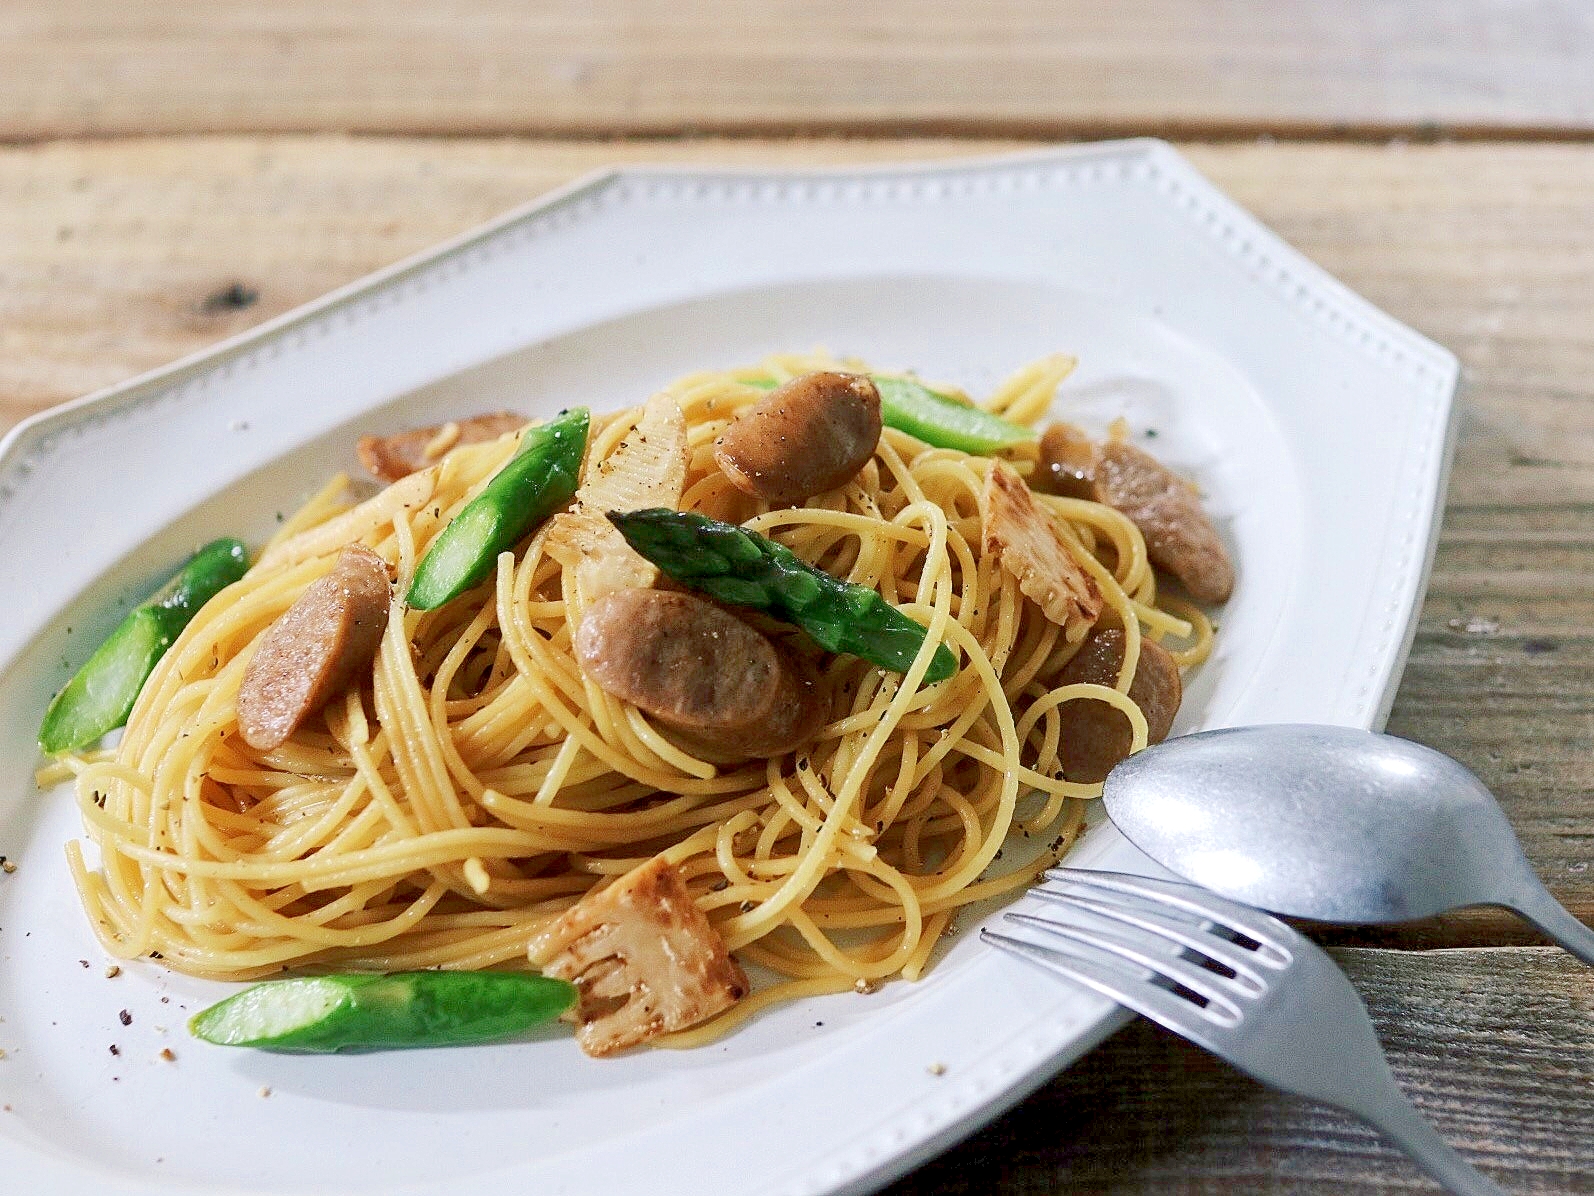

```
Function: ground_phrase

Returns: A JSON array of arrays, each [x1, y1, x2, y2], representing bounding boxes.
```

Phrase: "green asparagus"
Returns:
[[871, 375, 1035, 454], [39, 537, 250, 754], [607, 509, 957, 683], [740, 373, 1035, 454], [189, 971, 576, 1053], [407, 407, 589, 610]]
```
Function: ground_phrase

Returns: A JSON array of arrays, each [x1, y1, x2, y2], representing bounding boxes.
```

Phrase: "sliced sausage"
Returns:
[[1038, 422, 1099, 500], [1037, 422, 1234, 605], [1093, 441, 1234, 605], [574, 589, 824, 762], [237, 544, 392, 750], [1056, 628, 1182, 783], [714, 372, 881, 506], [357, 412, 525, 483]]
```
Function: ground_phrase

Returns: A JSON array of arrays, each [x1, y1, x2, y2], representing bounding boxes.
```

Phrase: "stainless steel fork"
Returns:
[[983, 868, 1507, 1196]]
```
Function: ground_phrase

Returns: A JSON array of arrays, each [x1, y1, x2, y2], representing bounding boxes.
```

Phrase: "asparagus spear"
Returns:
[[871, 375, 1035, 455], [740, 373, 1034, 454], [406, 407, 589, 610], [190, 971, 576, 1053], [39, 537, 250, 754], [607, 509, 956, 683]]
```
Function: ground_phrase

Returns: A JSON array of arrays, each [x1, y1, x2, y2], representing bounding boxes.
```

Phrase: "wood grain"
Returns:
[[890, 947, 1594, 1195], [4, 1, 1594, 141]]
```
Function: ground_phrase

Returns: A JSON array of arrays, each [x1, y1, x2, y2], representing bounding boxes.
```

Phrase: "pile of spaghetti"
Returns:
[[59, 353, 1213, 1043]]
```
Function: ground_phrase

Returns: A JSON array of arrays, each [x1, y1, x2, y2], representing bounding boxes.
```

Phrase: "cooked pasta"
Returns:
[[57, 352, 1214, 1043]]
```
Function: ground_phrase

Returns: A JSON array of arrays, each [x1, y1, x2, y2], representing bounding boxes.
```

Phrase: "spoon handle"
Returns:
[[1508, 875, 1594, 967]]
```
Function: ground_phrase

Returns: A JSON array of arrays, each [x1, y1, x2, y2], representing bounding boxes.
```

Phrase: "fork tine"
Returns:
[[1044, 868, 1294, 964], [982, 929, 1233, 1048], [1027, 888, 1271, 992], [1002, 911, 1246, 1021]]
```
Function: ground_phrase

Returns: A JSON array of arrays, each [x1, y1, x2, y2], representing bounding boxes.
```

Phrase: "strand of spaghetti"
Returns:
[[477, 788, 776, 848], [427, 571, 504, 799], [108, 825, 576, 884], [173, 878, 450, 955], [350, 736, 421, 840], [258, 470, 434, 571], [900, 910, 956, 982], [263, 473, 355, 552], [376, 605, 474, 836], [985, 353, 1077, 421], [654, 976, 861, 1049], [619, 706, 718, 782], [713, 811, 764, 886], [858, 734, 920, 834], [1152, 594, 1216, 667], [891, 651, 1022, 908], [1131, 600, 1195, 640], [1041, 494, 1149, 595], [356, 920, 552, 972]]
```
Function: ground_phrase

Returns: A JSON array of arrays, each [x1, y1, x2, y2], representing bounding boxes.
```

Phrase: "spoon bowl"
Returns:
[[1103, 724, 1594, 964]]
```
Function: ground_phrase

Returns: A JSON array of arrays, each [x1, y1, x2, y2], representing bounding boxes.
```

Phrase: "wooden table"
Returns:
[[3, 4, 1591, 1191]]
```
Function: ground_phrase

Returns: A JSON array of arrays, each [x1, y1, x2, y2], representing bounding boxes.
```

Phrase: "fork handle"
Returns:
[[1349, 1078, 1508, 1196]]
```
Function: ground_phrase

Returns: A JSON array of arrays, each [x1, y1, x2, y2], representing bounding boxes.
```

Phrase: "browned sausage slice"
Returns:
[[1038, 423, 1235, 606], [1056, 628, 1182, 783], [574, 589, 824, 762], [714, 372, 882, 506], [1092, 440, 1234, 605], [356, 412, 525, 483], [236, 544, 392, 750], [1038, 421, 1100, 500]]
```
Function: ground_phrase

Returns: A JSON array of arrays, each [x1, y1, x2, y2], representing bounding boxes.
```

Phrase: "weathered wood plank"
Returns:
[[3, 2, 1594, 140], [890, 947, 1594, 1194], [1, 138, 1591, 949]]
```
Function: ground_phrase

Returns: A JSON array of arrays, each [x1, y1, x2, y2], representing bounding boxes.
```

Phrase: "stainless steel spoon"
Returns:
[[1102, 723, 1594, 964]]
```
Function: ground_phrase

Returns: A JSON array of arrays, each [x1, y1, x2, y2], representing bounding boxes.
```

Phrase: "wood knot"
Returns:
[[201, 282, 260, 314]]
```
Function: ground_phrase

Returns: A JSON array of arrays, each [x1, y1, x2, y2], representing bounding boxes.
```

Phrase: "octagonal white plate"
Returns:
[[0, 142, 1457, 1196]]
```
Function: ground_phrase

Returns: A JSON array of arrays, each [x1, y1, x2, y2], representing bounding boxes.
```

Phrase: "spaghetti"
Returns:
[[58, 353, 1213, 1041]]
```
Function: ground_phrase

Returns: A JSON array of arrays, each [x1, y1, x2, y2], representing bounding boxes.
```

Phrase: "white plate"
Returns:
[[0, 142, 1457, 1196]]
